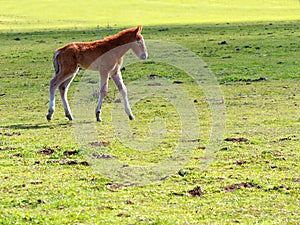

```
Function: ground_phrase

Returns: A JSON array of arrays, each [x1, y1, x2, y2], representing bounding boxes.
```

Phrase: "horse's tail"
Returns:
[[53, 50, 61, 75]]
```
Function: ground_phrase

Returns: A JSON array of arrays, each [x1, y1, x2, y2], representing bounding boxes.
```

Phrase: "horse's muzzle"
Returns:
[[140, 52, 148, 60]]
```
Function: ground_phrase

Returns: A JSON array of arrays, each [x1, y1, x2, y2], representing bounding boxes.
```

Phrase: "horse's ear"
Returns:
[[136, 26, 142, 33]]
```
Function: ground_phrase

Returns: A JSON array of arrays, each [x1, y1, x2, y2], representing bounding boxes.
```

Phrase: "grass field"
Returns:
[[1, 1, 300, 224], [0, 0, 300, 31]]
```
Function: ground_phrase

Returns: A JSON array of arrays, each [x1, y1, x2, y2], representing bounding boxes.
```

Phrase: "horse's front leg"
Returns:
[[111, 72, 134, 120], [95, 72, 109, 122]]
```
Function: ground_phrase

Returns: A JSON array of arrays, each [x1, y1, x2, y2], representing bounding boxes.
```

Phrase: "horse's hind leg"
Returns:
[[59, 70, 77, 120], [47, 68, 77, 121], [47, 74, 60, 121]]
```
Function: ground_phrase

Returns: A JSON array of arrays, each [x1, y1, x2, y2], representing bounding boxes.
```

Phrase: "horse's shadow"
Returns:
[[0, 122, 71, 130]]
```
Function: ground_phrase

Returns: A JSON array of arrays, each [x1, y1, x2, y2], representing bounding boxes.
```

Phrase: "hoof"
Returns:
[[96, 111, 102, 122], [66, 114, 73, 121], [129, 115, 135, 120], [46, 114, 52, 121]]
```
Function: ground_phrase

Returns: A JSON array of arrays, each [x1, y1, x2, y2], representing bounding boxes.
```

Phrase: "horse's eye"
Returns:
[[136, 37, 141, 42]]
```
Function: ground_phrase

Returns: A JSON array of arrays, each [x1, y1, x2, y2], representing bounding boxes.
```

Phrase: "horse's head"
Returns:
[[131, 26, 148, 60]]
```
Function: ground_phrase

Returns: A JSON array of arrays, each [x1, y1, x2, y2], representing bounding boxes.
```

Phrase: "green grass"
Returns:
[[1, 1, 300, 224], [1, 21, 299, 224], [0, 0, 299, 31]]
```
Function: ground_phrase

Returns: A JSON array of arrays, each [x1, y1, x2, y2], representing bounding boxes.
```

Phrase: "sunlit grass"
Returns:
[[0, 21, 299, 224], [0, 1, 299, 223], [0, 0, 299, 31]]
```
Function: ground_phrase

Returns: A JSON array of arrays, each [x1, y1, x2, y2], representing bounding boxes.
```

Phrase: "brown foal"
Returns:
[[47, 26, 148, 122]]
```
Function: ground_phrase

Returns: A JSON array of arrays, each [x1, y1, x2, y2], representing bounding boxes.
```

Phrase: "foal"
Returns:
[[47, 26, 148, 122]]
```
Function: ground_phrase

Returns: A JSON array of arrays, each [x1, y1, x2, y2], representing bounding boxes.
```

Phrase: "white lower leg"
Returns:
[[96, 94, 106, 122], [120, 88, 134, 120], [61, 93, 73, 120], [112, 73, 134, 120], [47, 90, 56, 120], [59, 84, 72, 120], [95, 83, 108, 122], [49, 94, 55, 113], [59, 74, 76, 121]]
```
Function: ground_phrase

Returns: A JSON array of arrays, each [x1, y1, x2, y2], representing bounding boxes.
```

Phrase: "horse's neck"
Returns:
[[105, 35, 133, 58]]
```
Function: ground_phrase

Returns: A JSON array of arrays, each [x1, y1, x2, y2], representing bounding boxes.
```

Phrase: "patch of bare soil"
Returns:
[[0, 132, 21, 136], [124, 200, 134, 205], [46, 159, 89, 166], [63, 150, 79, 157], [106, 183, 122, 191], [236, 160, 248, 165], [188, 186, 204, 197], [292, 178, 300, 183], [30, 181, 43, 185], [180, 138, 201, 143], [225, 182, 261, 192], [13, 153, 22, 157], [92, 153, 117, 159], [224, 137, 249, 143], [173, 80, 184, 84], [251, 77, 267, 82], [90, 141, 110, 147], [37, 148, 54, 155], [98, 205, 114, 211], [278, 137, 292, 141], [148, 74, 162, 79], [117, 213, 130, 217]]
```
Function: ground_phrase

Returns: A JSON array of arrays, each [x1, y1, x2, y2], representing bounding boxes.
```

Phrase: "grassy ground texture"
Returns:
[[1, 21, 299, 225], [0, 0, 299, 31], [0, 0, 300, 224]]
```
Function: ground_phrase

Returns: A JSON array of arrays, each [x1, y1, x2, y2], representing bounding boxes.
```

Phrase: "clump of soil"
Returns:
[[46, 159, 89, 166], [106, 183, 122, 191], [278, 137, 292, 141], [90, 141, 109, 147], [236, 160, 248, 165], [224, 137, 249, 143], [188, 186, 204, 197], [0, 132, 21, 136], [124, 200, 134, 205], [92, 153, 117, 159], [117, 213, 130, 217], [148, 74, 162, 79], [0, 147, 18, 151], [37, 148, 54, 155], [63, 150, 79, 156], [173, 80, 184, 84], [225, 182, 261, 192]]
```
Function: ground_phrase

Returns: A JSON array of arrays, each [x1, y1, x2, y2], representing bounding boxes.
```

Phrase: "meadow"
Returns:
[[0, 1, 300, 224], [0, 0, 300, 31]]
